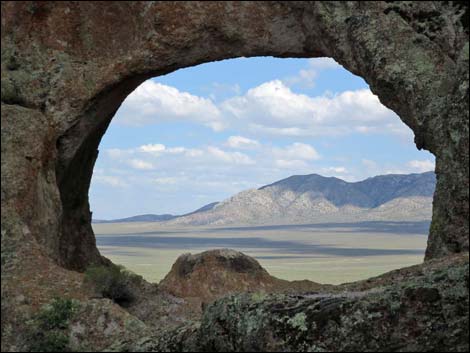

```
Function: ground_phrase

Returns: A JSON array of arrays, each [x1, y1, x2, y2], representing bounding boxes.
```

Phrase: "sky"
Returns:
[[89, 57, 435, 219]]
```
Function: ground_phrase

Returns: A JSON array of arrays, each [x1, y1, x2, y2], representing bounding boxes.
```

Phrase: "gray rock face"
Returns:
[[1, 1, 467, 271], [168, 172, 436, 226], [1, 2, 469, 351], [159, 249, 282, 303], [195, 258, 469, 352]]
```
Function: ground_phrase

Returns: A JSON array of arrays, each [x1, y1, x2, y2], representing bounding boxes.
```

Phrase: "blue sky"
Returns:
[[90, 57, 435, 219]]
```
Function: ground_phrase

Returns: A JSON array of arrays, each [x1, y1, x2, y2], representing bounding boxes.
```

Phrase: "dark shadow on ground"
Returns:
[[95, 221, 430, 237], [96, 235, 425, 257], [207, 221, 431, 235]]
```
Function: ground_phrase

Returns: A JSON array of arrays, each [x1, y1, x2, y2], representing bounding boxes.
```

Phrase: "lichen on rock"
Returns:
[[1, 1, 469, 351], [196, 257, 469, 352]]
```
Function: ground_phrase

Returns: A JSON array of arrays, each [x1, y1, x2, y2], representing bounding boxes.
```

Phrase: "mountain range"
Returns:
[[93, 172, 435, 226]]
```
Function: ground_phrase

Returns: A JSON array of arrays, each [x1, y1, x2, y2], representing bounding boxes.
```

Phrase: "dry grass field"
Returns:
[[93, 221, 429, 285]]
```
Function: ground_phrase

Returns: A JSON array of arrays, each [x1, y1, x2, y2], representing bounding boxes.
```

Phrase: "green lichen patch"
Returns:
[[25, 298, 80, 352], [287, 312, 308, 332]]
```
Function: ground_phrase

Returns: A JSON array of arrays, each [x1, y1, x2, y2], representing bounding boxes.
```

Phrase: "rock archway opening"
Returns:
[[86, 57, 436, 285], [12, 1, 461, 279], [1, 2, 468, 351]]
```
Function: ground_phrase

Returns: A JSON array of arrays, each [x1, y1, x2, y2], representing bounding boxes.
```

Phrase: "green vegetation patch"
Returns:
[[26, 298, 80, 352], [84, 263, 142, 306]]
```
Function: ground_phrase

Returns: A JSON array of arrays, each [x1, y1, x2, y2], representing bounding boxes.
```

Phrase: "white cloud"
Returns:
[[207, 146, 255, 165], [283, 58, 342, 88], [407, 159, 435, 172], [221, 80, 401, 137], [284, 68, 317, 88], [93, 175, 128, 188], [225, 136, 260, 149], [322, 166, 347, 173], [112, 66, 410, 140], [208, 82, 241, 101], [138, 144, 203, 158], [357, 158, 435, 180], [115, 80, 225, 131], [275, 159, 309, 169], [184, 149, 204, 158], [308, 57, 343, 70], [91, 58, 434, 219], [107, 148, 129, 160], [272, 143, 320, 161], [128, 159, 155, 170], [139, 143, 166, 153], [166, 147, 186, 154]]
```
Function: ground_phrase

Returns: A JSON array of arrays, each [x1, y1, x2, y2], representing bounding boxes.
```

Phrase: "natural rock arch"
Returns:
[[1, 1, 468, 273]]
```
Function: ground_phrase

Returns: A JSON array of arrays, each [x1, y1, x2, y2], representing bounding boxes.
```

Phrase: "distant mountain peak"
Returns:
[[165, 172, 435, 227], [94, 172, 435, 226]]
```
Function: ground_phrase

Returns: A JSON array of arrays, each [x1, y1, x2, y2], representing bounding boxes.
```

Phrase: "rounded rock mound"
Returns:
[[159, 249, 287, 303]]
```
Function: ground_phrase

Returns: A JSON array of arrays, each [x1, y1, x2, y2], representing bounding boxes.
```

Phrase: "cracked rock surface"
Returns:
[[1, 1, 469, 351]]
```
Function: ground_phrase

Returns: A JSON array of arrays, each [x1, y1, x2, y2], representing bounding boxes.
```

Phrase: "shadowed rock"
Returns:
[[159, 249, 323, 305]]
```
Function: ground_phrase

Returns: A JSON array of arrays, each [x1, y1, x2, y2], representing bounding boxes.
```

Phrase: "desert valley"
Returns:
[[94, 172, 433, 284]]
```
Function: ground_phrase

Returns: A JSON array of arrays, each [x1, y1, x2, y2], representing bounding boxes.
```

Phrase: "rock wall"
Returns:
[[1, 1, 468, 272], [195, 257, 469, 352], [92, 254, 470, 352]]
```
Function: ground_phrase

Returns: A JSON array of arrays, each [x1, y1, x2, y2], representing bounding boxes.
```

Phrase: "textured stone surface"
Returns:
[[159, 249, 324, 308], [2, 2, 469, 269], [195, 255, 469, 352], [99, 254, 469, 352], [1, 1, 468, 272], [160, 249, 282, 300], [1, 1, 469, 352]]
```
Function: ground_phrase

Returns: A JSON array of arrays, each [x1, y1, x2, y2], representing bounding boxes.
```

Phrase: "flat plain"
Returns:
[[93, 221, 429, 285]]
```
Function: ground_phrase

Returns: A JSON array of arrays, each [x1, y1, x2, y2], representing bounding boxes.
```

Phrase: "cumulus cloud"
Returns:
[[275, 159, 309, 169], [221, 80, 405, 137], [91, 58, 433, 218], [128, 159, 155, 170], [207, 146, 255, 165], [105, 138, 324, 177], [272, 143, 320, 161], [225, 136, 260, 149], [112, 64, 410, 139], [283, 57, 342, 88], [115, 80, 225, 131], [138, 144, 203, 158], [357, 158, 436, 180], [139, 143, 166, 153], [407, 159, 435, 172]]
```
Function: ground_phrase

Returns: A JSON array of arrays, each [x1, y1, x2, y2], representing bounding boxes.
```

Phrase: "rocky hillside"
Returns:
[[93, 214, 177, 223], [92, 202, 220, 223], [166, 172, 436, 226]]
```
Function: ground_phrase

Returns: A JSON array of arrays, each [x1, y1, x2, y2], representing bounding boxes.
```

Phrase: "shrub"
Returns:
[[84, 264, 141, 306], [35, 297, 80, 330], [27, 298, 79, 352]]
